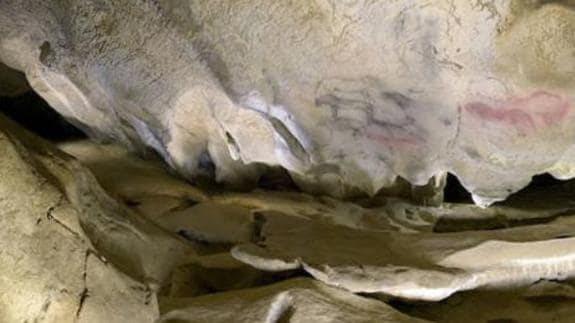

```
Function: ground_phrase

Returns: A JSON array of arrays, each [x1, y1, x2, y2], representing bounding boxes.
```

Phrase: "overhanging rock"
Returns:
[[1, 1, 574, 205]]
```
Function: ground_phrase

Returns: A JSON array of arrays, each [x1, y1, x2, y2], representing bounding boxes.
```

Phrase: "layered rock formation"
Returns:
[[0, 117, 183, 322], [1, 1, 574, 204], [1, 1, 575, 322], [0, 116, 427, 322], [2, 115, 575, 322]]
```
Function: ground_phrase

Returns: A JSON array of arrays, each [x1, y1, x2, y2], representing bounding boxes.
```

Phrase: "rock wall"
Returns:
[[2, 112, 575, 322], [1, 1, 574, 204]]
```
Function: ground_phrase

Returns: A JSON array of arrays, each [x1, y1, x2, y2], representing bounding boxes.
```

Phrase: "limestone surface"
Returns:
[[1, 1, 574, 204], [158, 278, 427, 323], [2, 122, 575, 321], [0, 117, 166, 322], [2, 2, 575, 320], [231, 210, 575, 301]]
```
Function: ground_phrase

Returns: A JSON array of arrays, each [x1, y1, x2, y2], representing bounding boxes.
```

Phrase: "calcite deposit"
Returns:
[[1, 1, 575, 322], [1, 114, 575, 322], [1, 1, 574, 204]]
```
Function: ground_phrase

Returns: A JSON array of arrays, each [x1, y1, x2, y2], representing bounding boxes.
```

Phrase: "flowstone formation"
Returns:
[[2, 1, 575, 322], [2, 115, 575, 322], [1, 0, 574, 204]]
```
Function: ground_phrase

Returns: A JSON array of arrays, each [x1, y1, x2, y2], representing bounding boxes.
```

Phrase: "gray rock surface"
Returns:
[[1, 1, 574, 204], [2, 2, 575, 320]]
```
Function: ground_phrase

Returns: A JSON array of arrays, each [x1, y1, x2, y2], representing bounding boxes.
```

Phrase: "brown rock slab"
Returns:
[[158, 278, 428, 323]]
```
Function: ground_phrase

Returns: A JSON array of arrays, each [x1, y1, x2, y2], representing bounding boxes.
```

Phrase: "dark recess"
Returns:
[[443, 173, 472, 203], [0, 90, 86, 142]]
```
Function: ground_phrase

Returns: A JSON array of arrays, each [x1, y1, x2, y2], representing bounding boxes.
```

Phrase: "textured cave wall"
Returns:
[[0, 1, 574, 205]]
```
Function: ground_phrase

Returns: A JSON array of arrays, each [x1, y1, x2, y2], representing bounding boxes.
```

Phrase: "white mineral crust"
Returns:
[[1, 1, 574, 204]]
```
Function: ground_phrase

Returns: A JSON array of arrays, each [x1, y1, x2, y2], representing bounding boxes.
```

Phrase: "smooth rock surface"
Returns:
[[232, 210, 575, 301], [56, 139, 575, 306], [0, 116, 164, 322], [0, 116, 292, 321], [158, 278, 427, 323], [5, 131, 573, 321]]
